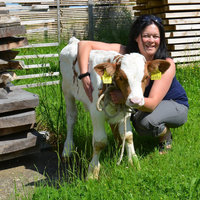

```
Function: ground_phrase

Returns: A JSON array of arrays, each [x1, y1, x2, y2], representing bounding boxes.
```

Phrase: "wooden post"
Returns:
[[57, 0, 61, 44], [88, 0, 94, 40]]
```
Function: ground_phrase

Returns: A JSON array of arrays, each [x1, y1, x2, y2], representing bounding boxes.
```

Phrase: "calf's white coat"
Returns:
[[60, 37, 169, 179]]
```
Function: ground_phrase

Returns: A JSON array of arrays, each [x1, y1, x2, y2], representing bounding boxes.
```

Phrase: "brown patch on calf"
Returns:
[[141, 66, 150, 93], [94, 59, 130, 104], [141, 59, 171, 92], [98, 84, 106, 97], [110, 124, 122, 146], [114, 69, 131, 104], [113, 55, 123, 66], [94, 141, 107, 154], [126, 135, 133, 144], [146, 59, 170, 74], [72, 57, 78, 84], [94, 62, 117, 77]]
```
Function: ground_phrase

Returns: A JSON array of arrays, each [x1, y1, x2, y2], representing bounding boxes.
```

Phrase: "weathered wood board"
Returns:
[[0, 129, 41, 161], [162, 11, 200, 18], [0, 110, 36, 129], [169, 49, 200, 57], [0, 130, 37, 154], [0, 89, 39, 113], [163, 0, 200, 4], [0, 60, 24, 71], [0, 10, 9, 14], [168, 43, 200, 51], [0, 146, 40, 161], [0, 124, 34, 137], [0, 15, 21, 28], [0, 25, 26, 38], [0, 50, 19, 61], [0, 37, 28, 51], [164, 17, 200, 25], [167, 37, 200, 44], [165, 30, 200, 38], [0, 2, 5, 6]]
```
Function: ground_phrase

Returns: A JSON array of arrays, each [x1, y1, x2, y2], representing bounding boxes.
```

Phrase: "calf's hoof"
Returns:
[[86, 165, 100, 180], [129, 155, 141, 170], [62, 143, 75, 158]]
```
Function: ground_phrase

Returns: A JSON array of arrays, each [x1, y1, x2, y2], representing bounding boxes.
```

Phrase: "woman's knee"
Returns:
[[132, 112, 159, 136]]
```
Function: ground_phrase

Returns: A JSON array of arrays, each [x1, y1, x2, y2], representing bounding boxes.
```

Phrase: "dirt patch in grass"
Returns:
[[0, 150, 63, 200]]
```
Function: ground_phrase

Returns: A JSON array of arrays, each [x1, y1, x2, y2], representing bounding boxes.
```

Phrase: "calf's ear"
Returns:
[[94, 63, 116, 77], [147, 59, 170, 74]]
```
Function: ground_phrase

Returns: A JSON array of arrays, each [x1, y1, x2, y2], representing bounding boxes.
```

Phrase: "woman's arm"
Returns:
[[77, 40, 125, 102], [139, 58, 176, 112]]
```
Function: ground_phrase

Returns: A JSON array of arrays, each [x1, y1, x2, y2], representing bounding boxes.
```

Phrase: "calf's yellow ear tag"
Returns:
[[151, 69, 162, 80], [102, 70, 112, 84]]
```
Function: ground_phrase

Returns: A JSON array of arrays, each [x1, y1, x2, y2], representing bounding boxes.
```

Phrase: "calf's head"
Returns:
[[94, 53, 170, 108]]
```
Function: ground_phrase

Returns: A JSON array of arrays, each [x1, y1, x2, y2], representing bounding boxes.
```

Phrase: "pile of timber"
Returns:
[[0, 12, 27, 92], [1, 0, 56, 41], [135, 0, 200, 64], [0, 90, 40, 161], [3, 0, 136, 40], [0, 9, 42, 161]]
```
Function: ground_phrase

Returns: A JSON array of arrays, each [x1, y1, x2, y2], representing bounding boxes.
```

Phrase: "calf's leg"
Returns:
[[62, 92, 77, 158], [87, 112, 107, 180], [118, 118, 140, 170]]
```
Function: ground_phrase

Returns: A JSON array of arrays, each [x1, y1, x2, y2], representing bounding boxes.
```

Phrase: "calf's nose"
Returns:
[[129, 97, 144, 107]]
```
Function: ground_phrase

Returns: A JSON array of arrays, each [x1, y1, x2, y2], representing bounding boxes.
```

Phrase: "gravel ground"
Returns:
[[0, 150, 62, 200]]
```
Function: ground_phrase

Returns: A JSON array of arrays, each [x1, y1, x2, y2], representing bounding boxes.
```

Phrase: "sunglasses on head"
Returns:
[[141, 15, 162, 24]]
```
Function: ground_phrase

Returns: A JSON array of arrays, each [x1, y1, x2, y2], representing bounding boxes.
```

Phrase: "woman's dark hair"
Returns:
[[126, 15, 169, 59]]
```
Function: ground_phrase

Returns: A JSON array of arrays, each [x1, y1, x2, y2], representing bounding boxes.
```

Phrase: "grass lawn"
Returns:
[[11, 40, 200, 199], [13, 57, 200, 200]]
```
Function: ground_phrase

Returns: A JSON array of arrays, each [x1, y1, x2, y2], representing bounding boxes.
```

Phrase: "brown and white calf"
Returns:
[[60, 37, 170, 179]]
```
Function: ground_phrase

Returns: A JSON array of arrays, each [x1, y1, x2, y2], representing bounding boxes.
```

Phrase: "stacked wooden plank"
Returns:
[[0, 13, 27, 89], [135, 0, 200, 64], [0, 8, 42, 161], [0, 90, 40, 161], [3, 0, 136, 40], [3, 0, 57, 41]]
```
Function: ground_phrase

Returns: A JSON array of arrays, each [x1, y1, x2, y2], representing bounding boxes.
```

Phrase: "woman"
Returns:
[[77, 15, 189, 154]]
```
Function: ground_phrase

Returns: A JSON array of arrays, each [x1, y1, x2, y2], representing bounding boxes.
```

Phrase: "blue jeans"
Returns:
[[131, 100, 188, 137]]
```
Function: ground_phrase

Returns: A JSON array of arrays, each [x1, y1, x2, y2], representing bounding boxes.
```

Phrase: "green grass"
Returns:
[[13, 56, 200, 199], [12, 27, 200, 199]]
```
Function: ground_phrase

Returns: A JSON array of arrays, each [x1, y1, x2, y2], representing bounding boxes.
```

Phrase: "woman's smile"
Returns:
[[136, 24, 160, 60]]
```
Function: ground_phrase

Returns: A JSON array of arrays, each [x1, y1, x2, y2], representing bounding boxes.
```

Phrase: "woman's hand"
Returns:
[[82, 76, 93, 102], [110, 89, 125, 104]]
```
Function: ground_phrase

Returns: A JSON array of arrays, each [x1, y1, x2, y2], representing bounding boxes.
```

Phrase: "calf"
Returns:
[[60, 37, 170, 179]]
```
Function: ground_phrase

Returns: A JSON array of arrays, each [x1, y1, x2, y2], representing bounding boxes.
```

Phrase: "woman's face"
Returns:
[[136, 24, 160, 61]]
